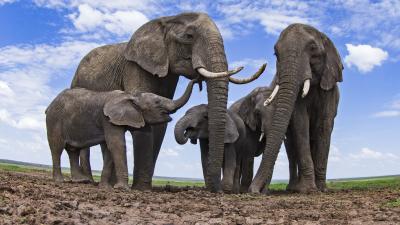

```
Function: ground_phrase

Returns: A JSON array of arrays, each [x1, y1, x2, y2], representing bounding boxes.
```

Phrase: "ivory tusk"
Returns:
[[302, 79, 310, 98], [228, 63, 267, 84], [259, 132, 264, 142], [197, 66, 244, 78], [264, 85, 280, 106]]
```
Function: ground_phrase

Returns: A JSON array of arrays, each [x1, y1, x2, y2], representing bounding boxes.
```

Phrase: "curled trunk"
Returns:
[[171, 80, 196, 112], [174, 116, 191, 145], [249, 55, 300, 193]]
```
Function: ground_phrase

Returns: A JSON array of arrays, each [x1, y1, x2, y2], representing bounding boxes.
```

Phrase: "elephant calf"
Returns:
[[46, 80, 196, 190], [175, 86, 302, 193]]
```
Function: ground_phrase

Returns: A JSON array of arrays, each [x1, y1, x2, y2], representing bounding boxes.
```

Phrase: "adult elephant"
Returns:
[[249, 24, 343, 193], [71, 12, 265, 191]]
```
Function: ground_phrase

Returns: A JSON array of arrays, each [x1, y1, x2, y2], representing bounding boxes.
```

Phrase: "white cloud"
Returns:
[[373, 110, 400, 118], [68, 4, 149, 36], [217, 0, 314, 36], [0, 41, 100, 135], [0, 81, 14, 98], [350, 147, 399, 160], [344, 44, 388, 73], [373, 96, 400, 118], [0, 0, 15, 5]]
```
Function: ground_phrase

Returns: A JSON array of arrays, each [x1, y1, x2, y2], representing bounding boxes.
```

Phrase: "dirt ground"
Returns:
[[0, 170, 399, 225]]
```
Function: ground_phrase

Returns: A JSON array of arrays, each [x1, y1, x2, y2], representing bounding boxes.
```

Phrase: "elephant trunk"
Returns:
[[205, 35, 229, 192], [171, 80, 195, 112], [174, 115, 191, 145], [249, 52, 301, 193]]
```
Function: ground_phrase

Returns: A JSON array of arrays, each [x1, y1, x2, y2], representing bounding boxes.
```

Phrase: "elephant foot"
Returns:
[[132, 182, 152, 191], [316, 180, 328, 192], [71, 175, 91, 183], [292, 178, 317, 193], [98, 181, 113, 190], [53, 176, 65, 183], [239, 186, 249, 194], [248, 185, 261, 194], [114, 182, 130, 191], [286, 181, 298, 192]]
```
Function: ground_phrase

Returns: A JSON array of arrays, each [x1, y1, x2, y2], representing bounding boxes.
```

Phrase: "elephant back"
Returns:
[[71, 43, 128, 92]]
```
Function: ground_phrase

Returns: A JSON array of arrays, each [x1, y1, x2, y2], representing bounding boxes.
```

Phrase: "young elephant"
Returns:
[[46, 80, 196, 190], [175, 86, 300, 193]]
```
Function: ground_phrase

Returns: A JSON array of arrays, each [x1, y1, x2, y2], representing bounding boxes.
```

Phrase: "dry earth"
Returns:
[[0, 170, 399, 225]]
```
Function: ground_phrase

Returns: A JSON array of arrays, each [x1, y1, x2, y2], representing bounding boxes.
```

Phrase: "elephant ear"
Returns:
[[224, 114, 239, 144], [124, 18, 169, 77], [103, 95, 145, 128], [237, 91, 257, 131], [320, 33, 343, 90]]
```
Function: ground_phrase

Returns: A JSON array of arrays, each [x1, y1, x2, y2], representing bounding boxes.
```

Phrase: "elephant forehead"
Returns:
[[186, 104, 208, 114]]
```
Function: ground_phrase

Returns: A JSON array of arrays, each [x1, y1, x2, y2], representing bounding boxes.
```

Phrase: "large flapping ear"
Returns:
[[103, 96, 145, 128], [224, 114, 239, 144], [237, 91, 258, 131], [320, 32, 343, 90], [124, 18, 169, 77]]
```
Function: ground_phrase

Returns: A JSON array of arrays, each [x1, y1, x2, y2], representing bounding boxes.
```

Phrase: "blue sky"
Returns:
[[0, 0, 399, 180]]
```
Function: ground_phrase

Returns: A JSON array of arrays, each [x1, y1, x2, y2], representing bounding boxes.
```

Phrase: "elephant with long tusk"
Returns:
[[70, 12, 266, 192], [249, 23, 343, 194]]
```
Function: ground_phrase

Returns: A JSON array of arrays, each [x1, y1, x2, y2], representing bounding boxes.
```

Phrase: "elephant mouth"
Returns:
[[184, 127, 197, 138]]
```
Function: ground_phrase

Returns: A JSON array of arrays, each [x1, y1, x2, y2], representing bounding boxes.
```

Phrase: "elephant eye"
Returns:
[[184, 33, 193, 40]]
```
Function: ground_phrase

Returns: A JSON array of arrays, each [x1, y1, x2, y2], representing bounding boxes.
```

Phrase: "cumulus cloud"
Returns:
[[68, 4, 149, 36], [217, 0, 313, 36], [344, 44, 388, 73], [0, 41, 100, 131]]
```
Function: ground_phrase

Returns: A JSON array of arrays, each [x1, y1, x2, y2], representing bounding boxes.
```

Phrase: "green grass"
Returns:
[[384, 198, 400, 208], [327, 176, 400, 190], [1, 162, 399, 190]]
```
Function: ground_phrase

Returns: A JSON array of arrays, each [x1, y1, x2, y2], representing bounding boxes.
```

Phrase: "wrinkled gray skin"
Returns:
[[71, 12, 263, 192], [175, 87, 284, 193], [46, 80, 196, 190], [249, 24, 343, 193]]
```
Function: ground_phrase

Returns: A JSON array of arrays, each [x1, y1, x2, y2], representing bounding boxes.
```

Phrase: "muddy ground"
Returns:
[[0, 170, 399, 225]]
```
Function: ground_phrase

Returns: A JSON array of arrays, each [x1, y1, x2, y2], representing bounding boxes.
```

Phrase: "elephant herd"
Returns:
[[46, 12, 343, 194]]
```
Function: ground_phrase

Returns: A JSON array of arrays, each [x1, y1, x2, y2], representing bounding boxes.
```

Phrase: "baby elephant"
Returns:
[[175, 87, 275, 193], [46, 80, 196, 190], [175, 86, 298, 193]]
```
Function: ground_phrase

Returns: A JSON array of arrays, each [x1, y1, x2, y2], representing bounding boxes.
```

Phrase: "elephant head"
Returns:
[[104, 80, 197, 127], [124, 12, 266, 191], [249, 24, 343, 193], [236, 87, 273, 150], [174, 104, 239, 145]]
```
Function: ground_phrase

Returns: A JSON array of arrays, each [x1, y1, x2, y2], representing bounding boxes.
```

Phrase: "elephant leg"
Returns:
[[199, 139, 209, 182], [66, 148, 91, 183], [285, 124, 299, 191], [232, 158, 241, 194], [104, 124, 129, 190], [291, 104, 317, 193], [151, 123, 167, 167], [79, 148, 94, 183], [221, 144, 236, 193], [99, 143, 114, 189], [131, 126, 154, 191], [240, 157, 254, 193], [50, 141, 64, 183]]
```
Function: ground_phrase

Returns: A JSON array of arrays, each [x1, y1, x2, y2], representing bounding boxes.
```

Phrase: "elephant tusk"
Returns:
[[197, 66, 244, 78], [302, 79, 310, 98], [264, 85, 280, 106], [259, 132, 264, 142], [228, 63, 267, 84]]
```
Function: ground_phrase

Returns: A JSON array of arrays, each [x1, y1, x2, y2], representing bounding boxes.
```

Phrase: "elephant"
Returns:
[[175, 86, 284, 193], [70, 12, 266, 192], [46, 80, 197, 190], [249, 23, 343, 193]]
